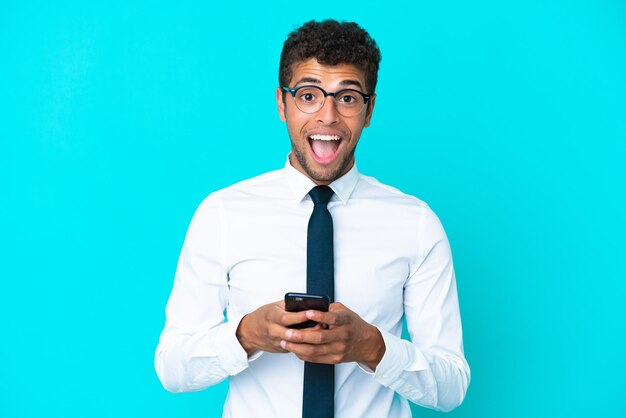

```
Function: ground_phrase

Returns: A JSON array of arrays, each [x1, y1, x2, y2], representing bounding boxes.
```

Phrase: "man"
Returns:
[[155, 19, 470, 418]]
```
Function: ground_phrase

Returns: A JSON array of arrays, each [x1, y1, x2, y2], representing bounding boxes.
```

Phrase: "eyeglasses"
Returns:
[[282, 85, 371, 117]]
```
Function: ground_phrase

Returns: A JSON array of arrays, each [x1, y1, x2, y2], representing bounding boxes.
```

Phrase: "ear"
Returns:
[[276, 87, 287, 122], [363, 94, 376, 127]]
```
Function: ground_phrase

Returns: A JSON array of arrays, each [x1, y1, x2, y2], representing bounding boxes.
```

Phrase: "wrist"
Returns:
[[362, 325, 385, 370], [235, 315, 256, 356]]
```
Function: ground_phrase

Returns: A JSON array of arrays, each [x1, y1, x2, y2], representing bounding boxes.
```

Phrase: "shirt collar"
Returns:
[[283, 154, 359, 205]]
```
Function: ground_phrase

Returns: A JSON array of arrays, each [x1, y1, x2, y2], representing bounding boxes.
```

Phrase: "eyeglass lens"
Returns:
[[293, 86, 366, 116]]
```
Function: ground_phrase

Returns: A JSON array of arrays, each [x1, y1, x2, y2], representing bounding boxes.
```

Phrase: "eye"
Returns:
[[337, 91, 362, 106], [296, 88, 319, 103], [339, 95, 356, 103]]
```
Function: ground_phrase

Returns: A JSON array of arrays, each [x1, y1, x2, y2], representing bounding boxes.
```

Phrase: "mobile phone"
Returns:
[[284, 292, 330, 329]]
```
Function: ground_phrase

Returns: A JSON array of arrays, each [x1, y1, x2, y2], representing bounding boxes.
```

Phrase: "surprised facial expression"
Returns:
[[277, 59, 376, 185]]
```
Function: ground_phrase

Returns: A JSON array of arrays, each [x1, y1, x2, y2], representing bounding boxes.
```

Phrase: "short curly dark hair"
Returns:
[[279, 20, 381, 94]]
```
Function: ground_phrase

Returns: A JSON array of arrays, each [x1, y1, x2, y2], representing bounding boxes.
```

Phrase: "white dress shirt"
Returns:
[[155, 158, 470, 417]]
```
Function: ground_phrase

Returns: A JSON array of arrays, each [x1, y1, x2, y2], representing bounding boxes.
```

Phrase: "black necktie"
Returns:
[[303, 185, 335, 418]]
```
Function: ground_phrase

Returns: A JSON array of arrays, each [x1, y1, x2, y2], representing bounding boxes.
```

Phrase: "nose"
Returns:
[[316, 96, 339, 125]]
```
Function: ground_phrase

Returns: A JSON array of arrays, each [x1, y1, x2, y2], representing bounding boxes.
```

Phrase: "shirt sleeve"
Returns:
[[154, 193, 250, 393], [371, 207, 471, 412]]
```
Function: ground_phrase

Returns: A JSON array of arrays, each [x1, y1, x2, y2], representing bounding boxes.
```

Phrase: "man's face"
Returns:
[[277, 58, 376, 185]]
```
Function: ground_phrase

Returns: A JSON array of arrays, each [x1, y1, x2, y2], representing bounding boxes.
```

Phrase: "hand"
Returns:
[[235, 301, 311, 356], [279, 302, 386, 370]]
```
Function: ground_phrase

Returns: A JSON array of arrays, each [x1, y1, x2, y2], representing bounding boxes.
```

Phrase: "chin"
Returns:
[[292, 142, 355, 184], [306, 159, 351, 184]]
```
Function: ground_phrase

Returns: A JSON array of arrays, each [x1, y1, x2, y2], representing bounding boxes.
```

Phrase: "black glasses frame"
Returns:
[[281, 85, 371, 114]]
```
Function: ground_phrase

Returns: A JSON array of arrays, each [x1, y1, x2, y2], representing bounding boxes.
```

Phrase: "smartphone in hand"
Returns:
[[284, 292, 330, 329]]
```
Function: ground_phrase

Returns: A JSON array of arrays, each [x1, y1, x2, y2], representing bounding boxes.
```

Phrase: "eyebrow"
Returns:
[[293, 77, 365, 91]]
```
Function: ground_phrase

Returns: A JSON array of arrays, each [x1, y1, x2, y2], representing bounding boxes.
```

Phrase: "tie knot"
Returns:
[[309, 185, 334, 205]]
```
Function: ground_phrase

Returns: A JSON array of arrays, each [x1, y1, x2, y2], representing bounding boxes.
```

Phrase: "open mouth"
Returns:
[[308, 134, 343, 164]]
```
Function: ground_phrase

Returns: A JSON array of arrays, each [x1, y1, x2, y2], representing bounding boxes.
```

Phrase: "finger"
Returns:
[[280, 340, 342, 364], [284, 328, 335, 345], [304, 310, 343, 326], [275, 310, 310, 327], [280, 340, 327, 357], [329, 302, 346, 312], [262, 323, 291, 353], [268, 322, 289, 340]]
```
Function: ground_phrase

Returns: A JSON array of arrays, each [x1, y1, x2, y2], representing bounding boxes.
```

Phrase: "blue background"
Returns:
[[1, 1, 625, 417]]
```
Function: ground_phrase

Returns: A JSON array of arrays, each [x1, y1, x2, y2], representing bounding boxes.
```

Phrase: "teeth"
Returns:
[[310, 134, 341, 141]]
